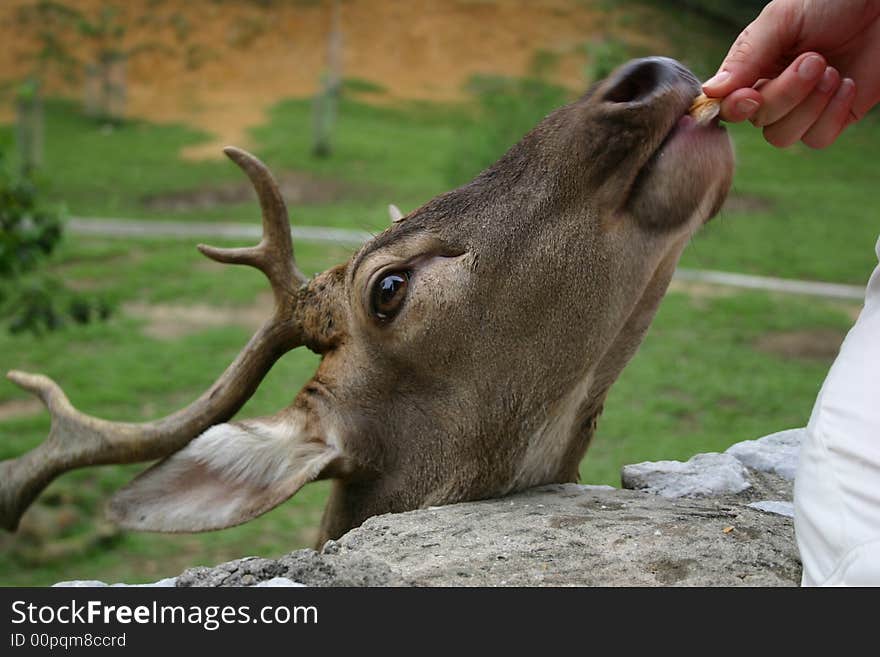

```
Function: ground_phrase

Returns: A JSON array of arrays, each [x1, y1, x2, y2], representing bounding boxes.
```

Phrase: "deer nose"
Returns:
[[601, 57, 699, 105]]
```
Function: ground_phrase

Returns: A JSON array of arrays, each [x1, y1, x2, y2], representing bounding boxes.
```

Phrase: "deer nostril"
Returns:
[[602, 57, 686, 105]]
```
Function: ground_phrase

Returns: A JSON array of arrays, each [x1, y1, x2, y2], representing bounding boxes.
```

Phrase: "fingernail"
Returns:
[[798, 55, 824, 81], [735, 98, 760, 118], [836, 77, 856, 100], [703, 70, 730, 89], [817, 67, 837, 93]]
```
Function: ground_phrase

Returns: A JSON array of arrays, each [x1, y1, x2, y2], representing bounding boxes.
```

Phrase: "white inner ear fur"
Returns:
[[195, 417, 317, 487], [388, 203, 404, 223], [107, 415, 339, 533]]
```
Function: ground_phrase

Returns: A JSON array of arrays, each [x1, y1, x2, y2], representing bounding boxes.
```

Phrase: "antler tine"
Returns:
[[198, 147, 308, 307], [0, 146, 311, 532]]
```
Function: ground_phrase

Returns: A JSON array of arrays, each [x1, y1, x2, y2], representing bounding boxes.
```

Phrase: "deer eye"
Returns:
[[370, 271, 409, 321]]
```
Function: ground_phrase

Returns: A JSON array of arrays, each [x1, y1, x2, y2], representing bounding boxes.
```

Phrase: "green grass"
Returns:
[[581, 290, 853, 483], [0, 97, 470, 235], [1, 100, 232, 219], [252, 97, 470, 202], [680, 116, 880, 285]]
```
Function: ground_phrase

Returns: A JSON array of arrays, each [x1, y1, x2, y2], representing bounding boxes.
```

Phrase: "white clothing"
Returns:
[[794, 237, 880, 586]]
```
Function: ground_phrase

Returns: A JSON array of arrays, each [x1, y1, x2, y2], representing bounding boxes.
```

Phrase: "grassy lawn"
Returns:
[[681, 116, 880, 285], [0, 97, 466, 232], [582, 289, 855, 483]]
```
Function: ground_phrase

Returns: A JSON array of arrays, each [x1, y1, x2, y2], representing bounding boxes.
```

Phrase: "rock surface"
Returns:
[[53, 577, 178, 588], [177, 484, 800, 587], [748, 500, 795, 518], [621, 452, 752, 498], [726, 428, 803, 480], [58, 430, 807, 587]]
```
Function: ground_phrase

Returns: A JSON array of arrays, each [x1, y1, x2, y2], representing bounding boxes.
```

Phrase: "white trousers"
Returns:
[[794, 237, 880, 586]]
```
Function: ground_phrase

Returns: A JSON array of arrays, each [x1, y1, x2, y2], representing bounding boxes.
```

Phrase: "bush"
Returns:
[[0, 152, 62, 279], [0, 150, 111, 334]]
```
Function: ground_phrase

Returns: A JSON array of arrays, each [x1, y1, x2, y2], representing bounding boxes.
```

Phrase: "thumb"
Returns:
[[702, 3, 794, 97]]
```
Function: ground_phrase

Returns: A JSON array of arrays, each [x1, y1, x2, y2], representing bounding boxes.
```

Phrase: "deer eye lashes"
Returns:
[[369, 270, 410, 322]]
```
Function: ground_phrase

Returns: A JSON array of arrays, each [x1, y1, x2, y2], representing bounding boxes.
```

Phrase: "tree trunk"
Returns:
[[312, 0, 342, 158], [15, 82, 44, 176]]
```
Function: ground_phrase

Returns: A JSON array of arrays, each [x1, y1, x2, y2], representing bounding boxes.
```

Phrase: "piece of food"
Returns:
[[690, 93, 721, 125]]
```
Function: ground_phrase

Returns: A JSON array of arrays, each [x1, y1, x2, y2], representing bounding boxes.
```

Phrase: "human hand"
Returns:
[[702, 0, 880, 148]]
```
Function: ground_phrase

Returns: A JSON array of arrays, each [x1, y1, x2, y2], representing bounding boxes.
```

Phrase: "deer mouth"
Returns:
[[625, 95, 734, 231], [651, 97, 728, 164], [650, 107, 730, 177], [666, 111, 726, 147]]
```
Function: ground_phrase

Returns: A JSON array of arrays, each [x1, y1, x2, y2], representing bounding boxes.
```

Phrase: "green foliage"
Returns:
[[0, 154, 62, 280], [13, 1, 176, 123], [445, 74, 569, 186], [13, 1, 82, 81], [16, 1, 132, 65], [0, 150, 112, 335], [2, 276, 113, 336]]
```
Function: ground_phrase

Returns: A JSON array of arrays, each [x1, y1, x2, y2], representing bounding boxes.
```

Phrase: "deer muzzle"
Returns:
[[598, 57, 734, 231]]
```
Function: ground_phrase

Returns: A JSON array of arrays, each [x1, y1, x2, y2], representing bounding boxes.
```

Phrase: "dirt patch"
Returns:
[[754, 329, 847, 361], [64, 278, 105, 292], [124, 293, 272, 340], [828, 300, 864, 323], [141, 171, 370, 211], [648, 558, 698, 585], [0, 398, 43, 421]]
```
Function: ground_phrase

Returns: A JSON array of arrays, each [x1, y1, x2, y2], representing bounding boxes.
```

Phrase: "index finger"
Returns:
[[703, 1, 798, 97]]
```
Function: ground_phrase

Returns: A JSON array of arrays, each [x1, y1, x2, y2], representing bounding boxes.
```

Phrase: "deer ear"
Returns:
[[388, 203, 404, 223], [107, 414, 340, 532]]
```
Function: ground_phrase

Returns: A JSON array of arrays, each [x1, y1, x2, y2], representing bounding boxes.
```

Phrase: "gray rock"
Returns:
[[53, 577, 177, 587], [56, 431, 811, 588], [53, 580, 109, 587], [748, 500, 795, 518], [174, 484, 800, 587], [252, 577, 305, 587], [727, 428, 804, 480], [621, 452, 752, 498], [113, 577, 178, 587], [177, 549, 397, 587]]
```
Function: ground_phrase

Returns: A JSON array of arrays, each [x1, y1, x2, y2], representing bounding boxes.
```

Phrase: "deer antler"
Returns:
[[0, 147, 309, 531]]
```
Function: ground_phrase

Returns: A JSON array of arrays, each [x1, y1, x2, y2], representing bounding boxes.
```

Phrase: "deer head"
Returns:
[[1, 58, 733, 544]]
